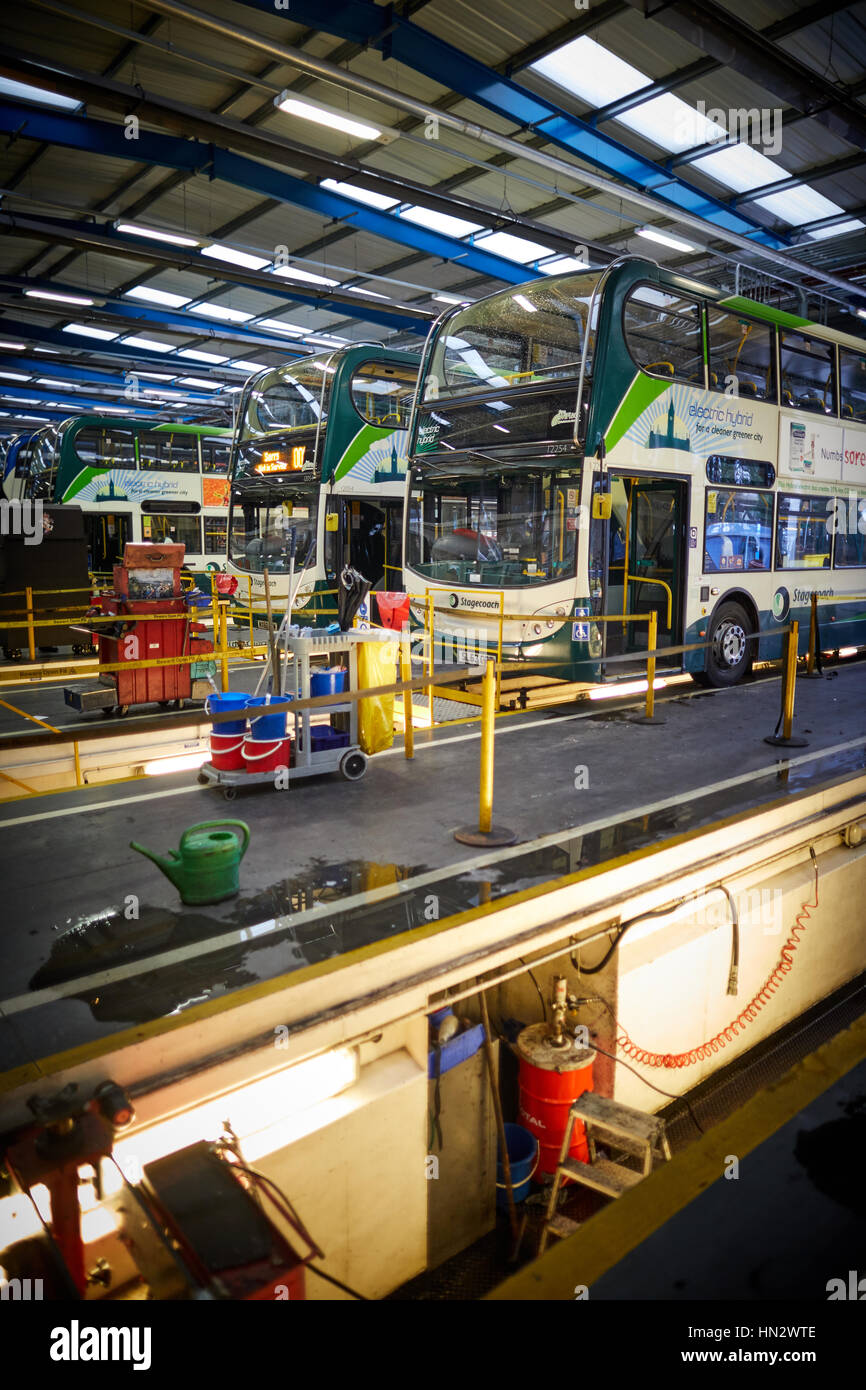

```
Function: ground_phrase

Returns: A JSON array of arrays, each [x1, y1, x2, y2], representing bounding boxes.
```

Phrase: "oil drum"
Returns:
[[516, 1023, 595, 1176]]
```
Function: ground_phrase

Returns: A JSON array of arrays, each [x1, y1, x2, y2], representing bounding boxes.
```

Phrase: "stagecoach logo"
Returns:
[[772, 587, 790, 622], [448, 592, 501, 612], [551, 409, 577, 427]]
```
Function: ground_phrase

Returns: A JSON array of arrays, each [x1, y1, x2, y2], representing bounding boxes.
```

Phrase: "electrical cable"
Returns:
[[615, 849, 819, 1069], [519, 958, 547, 1020]]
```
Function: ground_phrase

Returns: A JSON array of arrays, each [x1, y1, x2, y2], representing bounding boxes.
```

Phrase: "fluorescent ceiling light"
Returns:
[[857, 309, 866, 321], [178, 349, 229, 364], [0, 340, 26, 350], [399, 205, 483, 239], [512, 294, 538, 313], [177, 377, 221, 390], [202, 243, 270, 271], [476, 231, 552, 263], [256, 319, 304, 336], [116, 222, 199, 247], [320, 179, 398, 210], [120, 336, 174, 352], [275, 95, 382, 142], [4, 398, 41, 405], [272, 265, 341, 287], [101, 405, 134, 413], [229, 359, 270, 372], [636, 227, 697, 253], [25, 289, 94, 306], [135, 371, 176, 381], [35, 378, 78, 388], [0, 371, 31, 382], [433, 292, 470, 304], [125, 286, 191, 309], [63, 324, 118, 340], [0, 77, 80, 111], [188, 302, 253, 322], [540, 255, 590, 274], [492, 424, 510, 433]]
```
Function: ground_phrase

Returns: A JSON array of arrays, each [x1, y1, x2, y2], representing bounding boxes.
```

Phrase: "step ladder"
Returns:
[[539, 1093, 672, 1254]]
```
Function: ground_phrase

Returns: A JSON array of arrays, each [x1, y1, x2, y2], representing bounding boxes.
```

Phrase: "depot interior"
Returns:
[[0, 0, 865, 1305]]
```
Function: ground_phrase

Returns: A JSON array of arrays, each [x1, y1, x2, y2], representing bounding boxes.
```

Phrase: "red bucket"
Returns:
[[209, 731, 245, 772], [242, 736, 290, 774]]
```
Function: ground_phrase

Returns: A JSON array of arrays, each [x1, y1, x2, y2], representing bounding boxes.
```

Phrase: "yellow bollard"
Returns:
[[426, 591, 435, 728], [219, 602, 230, 692], [804, 593, 823, 678], [25, 586, 36, 662], [765, 620, 808, 748], [454, 659, 516, 846], [645, 608, 657, 720], [634, 608, 665, 725], [401, 635, 414, 760]]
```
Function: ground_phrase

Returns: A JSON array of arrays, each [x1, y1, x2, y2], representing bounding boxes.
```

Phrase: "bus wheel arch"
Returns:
[[696, 591, 759, 687]]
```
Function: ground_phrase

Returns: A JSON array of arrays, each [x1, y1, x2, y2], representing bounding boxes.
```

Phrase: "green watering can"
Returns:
[[130, 820, 250, 905]]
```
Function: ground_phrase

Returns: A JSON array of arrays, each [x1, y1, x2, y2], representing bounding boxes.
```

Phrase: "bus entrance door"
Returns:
[[590, 474, 685, 671], [87, 511, 131, 575], [626, 478, 685, 659]]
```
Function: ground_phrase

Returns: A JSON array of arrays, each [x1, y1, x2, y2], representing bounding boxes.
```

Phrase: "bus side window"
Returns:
[[839, 349, 866, 422], [706, 311, 776, 403], [704, 488, 772, 573], [624, 286, 703, 385], [779, 332, 836, 416], [775, 493, 832, 569]]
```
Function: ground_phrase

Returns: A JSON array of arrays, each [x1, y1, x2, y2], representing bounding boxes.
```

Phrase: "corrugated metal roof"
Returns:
[[0, 0, 863, 425]]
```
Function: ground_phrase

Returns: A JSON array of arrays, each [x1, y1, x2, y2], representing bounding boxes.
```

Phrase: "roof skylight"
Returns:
[[531, 36, 862, 242]]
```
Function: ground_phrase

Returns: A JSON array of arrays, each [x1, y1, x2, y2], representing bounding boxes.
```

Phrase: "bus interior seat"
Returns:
[[842, 402, 854, 418], [797, 391, 824, 410], [738, 379, 758, 397]]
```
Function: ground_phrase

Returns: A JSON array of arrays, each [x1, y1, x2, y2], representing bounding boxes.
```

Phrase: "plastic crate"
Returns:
[[428, 1023, 485, 1078]]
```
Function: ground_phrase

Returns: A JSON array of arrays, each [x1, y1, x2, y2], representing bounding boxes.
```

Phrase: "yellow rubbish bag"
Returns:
[[357, 637, 398, 754]]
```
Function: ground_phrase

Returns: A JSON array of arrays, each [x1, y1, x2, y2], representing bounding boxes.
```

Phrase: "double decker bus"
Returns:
[[1, 430, 39, 500], [226, 344, 419, 626], [17, 416, 233, 577], [404, 257, 866, 686]]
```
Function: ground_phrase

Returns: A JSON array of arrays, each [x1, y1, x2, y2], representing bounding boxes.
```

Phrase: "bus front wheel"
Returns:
[[699, 601, 754, 687]]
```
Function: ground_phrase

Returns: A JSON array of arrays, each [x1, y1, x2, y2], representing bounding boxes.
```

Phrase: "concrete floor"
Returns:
[[0, 661, 864, 1072]]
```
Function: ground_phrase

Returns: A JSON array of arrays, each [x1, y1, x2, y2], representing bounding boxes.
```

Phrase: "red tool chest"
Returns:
[[98, 596, 192, 705]]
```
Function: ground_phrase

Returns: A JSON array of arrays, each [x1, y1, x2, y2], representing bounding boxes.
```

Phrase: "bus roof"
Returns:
[[54, 415, 233, 436]]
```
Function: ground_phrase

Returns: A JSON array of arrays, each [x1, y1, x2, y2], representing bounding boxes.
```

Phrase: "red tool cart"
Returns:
[[64, 543, 215, 717]]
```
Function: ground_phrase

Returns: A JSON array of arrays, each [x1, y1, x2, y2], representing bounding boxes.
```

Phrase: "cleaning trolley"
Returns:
[[198, 629, 396, 800]]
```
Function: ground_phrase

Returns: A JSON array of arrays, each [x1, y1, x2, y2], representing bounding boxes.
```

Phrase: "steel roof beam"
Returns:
[[622, 0, 866, 151], [590, 0, 858, 126], [174, 0, 786, 247], [0, 102, 532, 288], [0, 207, 433, 334]]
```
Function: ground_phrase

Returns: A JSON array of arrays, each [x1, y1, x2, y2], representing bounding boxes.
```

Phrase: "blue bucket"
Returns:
[[246, 694, 287, 741], [206, 692, 249, 736], [310, 667, 347, 698], [496, 1123, 538, 1208]]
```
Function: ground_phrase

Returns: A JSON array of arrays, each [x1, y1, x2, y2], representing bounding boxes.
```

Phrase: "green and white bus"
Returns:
[[18, 416, 233, 576], [404, 256, 866, 686], [227, 344, 419, 625]]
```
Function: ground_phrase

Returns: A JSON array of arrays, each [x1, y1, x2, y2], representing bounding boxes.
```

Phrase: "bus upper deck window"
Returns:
[[350, 362, 416, 427], [707, 311, 776, 402], [839, 349, 866, 422], [779, 331, 836, 416], [139, 431, 198, 472], [624, 286, 703, 385]]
